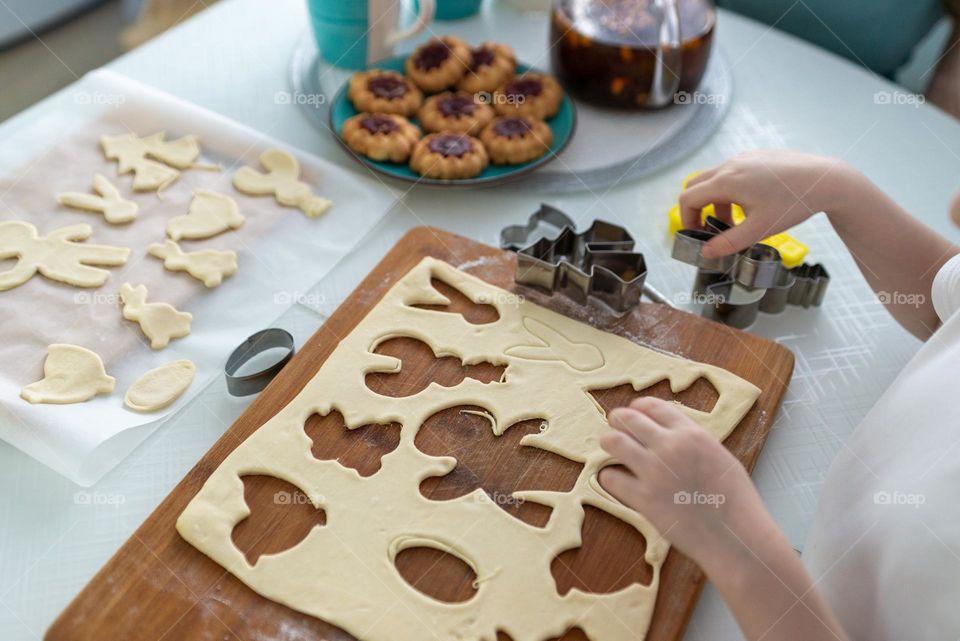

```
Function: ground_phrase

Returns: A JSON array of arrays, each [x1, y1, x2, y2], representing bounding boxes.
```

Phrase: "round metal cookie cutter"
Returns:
[[225, 328, 296, 396]]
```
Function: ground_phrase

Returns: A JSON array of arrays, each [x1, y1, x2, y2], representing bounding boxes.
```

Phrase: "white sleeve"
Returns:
[[932, 253, 960, 322]]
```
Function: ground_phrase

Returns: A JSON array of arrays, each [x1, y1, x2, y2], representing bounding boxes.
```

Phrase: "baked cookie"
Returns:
[[418, 92, 495, 135], [458, 42, 517, 95], [480, 116, 553, 165], [410, 132, 489, 180], [342, 113, 422, 163], [348, 70, 423, 117], [494, 72, 564, 119], [404, 36, 471, 93]]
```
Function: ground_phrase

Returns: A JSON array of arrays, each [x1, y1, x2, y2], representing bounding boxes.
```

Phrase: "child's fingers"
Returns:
[[629, 397, 690, 429], [609, 407, 663, 446], [679, 178, 735, 230], [599, 430, 650, 472], [701, 213, 772, 259], [684, 167, 719, 189], [597, 465, 641, 505]]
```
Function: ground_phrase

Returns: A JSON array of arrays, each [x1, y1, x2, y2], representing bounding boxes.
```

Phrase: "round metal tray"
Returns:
[[290, 34, 732, 193]]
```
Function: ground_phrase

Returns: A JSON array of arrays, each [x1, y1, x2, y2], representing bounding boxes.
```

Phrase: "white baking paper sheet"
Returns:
[[0, 69, 398, 486]]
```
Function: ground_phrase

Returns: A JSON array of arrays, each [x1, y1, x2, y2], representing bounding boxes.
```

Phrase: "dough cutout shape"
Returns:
[[57, 174, 138, 224], [177, 257, 761, 641], [147, 239, 237, 288], [120, 282, 193, 349], [21, 344, 115, 404], [233, 148, 332, 218], [124, 359, 196, 411], [166, 190, 244, 241], [414, 404, 583, 528], [0, 221, 130, 292], [365, 335, 505, 397], [101, 132, 201, 192], [505, 316, 605, 372]]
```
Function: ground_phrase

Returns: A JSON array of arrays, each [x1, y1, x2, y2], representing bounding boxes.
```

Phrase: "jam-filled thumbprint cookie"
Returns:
[[480, 116, 553, 165], [348, 70, 423, 117], [458, 42, 517, 95], [418, 91, 495, 135], [409, 132, 489, 180], [494, 72, 564, 120], [404, 36, 471, 93], [342, 113, 422, 163]]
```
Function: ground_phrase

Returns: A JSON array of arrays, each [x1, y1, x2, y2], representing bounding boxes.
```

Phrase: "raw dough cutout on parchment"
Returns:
[[0, 221, 130, 292], [166, 190, 244, 241], [57, 174, 138, 224], [124, 359, 196, 411], [119, 283, 193, 349], [100, 132, 202, 192], [176, 258, 760, 641], [147, 239, 237, 288], [233, 148, 333, 218], [21, 344, 115, 404]]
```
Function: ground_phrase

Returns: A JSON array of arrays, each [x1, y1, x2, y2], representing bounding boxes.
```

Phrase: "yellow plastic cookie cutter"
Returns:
[[668, 171, 809, 269]]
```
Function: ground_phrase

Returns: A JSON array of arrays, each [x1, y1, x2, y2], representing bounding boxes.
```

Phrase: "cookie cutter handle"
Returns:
[[387, 0, 435, 47]]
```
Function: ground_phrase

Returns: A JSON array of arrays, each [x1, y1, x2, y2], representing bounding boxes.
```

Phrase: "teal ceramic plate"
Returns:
[[329, 57, 577, 188]]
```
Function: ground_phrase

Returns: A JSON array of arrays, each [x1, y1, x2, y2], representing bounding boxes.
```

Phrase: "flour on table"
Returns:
[[119, 283, 193, 350], [148, 239, 237, 288], [233, 148, 332, 218], [0, 221, 130, 292], [21, 344, 115, 404], [57, 174, 138, 224], [177, 257, 760, 641]]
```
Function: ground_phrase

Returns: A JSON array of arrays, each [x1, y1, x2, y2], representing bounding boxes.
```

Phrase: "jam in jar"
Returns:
[[550, 0, 716, 108]]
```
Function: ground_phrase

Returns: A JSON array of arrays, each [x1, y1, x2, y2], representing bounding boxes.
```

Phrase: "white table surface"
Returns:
[[3, 1, 960, 639]]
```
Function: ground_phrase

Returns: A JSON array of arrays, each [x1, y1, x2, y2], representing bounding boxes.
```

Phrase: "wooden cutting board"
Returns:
[[47, 226, 794, 641]]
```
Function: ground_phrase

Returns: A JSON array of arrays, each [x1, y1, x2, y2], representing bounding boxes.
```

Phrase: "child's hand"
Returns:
[[679, 150, 859, 259], [598, 398, 769, 572]]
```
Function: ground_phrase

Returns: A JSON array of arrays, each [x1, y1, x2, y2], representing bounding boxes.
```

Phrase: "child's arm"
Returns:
[[599, 398, 851, 641], [678, 151, 960, 339]]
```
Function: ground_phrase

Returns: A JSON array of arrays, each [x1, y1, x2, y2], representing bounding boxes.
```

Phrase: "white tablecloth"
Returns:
[[2, 1, 960, 639]]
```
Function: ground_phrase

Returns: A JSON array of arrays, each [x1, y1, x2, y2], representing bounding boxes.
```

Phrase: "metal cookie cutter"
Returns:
[[500, 204, 672, 314], [225, 328, 296, 396], [672, 216, 828, 328]]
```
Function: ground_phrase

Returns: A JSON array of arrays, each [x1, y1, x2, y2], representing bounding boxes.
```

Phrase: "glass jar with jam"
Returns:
[[550, 0, 716, 109]]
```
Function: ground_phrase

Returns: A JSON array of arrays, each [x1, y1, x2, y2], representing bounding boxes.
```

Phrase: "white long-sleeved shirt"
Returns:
[[803, 254, 960, 641]]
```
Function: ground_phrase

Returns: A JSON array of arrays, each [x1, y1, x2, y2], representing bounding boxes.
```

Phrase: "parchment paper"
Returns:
[[0, 69, 398, 485]]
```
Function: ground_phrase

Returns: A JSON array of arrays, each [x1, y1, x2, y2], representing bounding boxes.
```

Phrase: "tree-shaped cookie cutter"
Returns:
[[500, 204, 655, 314], [672, 216, 829, 328]]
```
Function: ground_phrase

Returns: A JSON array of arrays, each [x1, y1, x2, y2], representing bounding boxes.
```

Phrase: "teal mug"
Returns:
[[435, 0, 484, 20], [307, 0, 436, 69]]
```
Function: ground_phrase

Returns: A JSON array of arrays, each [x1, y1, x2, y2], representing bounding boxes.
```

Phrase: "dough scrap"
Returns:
[[147, 239, 237, 288], [0, 221, 130, 292], [100, 132, 201, 192], [177, 257, 761, 641], [124, 359, 196, 411], [166, 190, 244, 241], [233, 148, 332, 218], [119, 282, 193, 350], [21, 344, 115, 404], [57, 174, 138, 224]]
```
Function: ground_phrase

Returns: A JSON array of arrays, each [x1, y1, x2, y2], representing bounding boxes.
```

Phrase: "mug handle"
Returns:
[[387, 0, 435, 46]]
